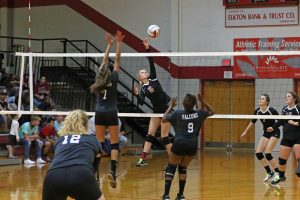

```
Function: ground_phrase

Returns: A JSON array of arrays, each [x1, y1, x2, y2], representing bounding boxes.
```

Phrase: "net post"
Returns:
[[29, 53, 34, 112], [17, 56, 25, 112]]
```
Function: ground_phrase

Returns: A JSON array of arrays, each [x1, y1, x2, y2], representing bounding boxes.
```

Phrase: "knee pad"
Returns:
[[265, 153, 273, 161], [145, 134, 155, 143], [255, 152, 264, 160], [161, 137, 171, 145], [279, 157, 287, 165], [178, 165, 187, 175], [111, 143, 119, 151], [165, 164, 177, 179]]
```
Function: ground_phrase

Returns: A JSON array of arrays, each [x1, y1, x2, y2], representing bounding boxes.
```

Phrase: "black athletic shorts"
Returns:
[[43, 165, 102, 200], [8, 135, 18, 146], [171, 138, 198, 156], [263, 130, 280, 139], [95, 110, 119, 126], [153, 104, 169, 114], [280, 138, 300, 148]]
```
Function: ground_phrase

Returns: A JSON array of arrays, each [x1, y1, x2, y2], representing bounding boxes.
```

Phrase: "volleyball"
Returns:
[[147, 25, 160, 38]]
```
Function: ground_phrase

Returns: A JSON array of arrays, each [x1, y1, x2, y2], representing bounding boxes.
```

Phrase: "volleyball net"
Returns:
[[8, 51, 300, 120]]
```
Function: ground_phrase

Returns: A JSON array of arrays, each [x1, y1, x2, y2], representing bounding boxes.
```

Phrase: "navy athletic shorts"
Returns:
[[43, 165, 102, 200], [95, 110, 119, 126], [171, 138, 198, 156]]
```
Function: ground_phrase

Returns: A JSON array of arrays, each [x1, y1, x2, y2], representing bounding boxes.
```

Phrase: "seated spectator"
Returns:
[[0, 88, 12, 132], [18, 116, 46, 164], [33, 76, 52, 110], [88, 116, 127, 155], [40, 116, 57, 162], [0, 88, 12, 111], [6, 114, 19, 159], [34, 76, 50, 100], [54, 115, 64, 133]]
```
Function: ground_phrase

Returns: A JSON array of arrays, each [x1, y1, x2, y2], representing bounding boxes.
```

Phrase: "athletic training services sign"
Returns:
[[233, 37, 300, 79], [226, 6, 298, 27]]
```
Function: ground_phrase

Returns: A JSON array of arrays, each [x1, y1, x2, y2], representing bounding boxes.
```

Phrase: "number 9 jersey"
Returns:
[[166, 109, 210, 140]]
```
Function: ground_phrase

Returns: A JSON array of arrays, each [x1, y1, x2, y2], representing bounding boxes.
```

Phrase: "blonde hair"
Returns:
[[90, 63, 112, 95], [58, 110, 88, 136]]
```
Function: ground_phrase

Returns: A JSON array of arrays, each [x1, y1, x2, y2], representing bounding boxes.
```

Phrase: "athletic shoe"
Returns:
[[8, 155, 18, 159], [175, 194, 186, 200], [136, 158, 148, 167], [271, 173, 286, 186], [162, 194, 170, 200], [107, 171, 117, 188], [36, 157, 46, 164], [263, 171, 274, 182], [24, 159, 35, 164]]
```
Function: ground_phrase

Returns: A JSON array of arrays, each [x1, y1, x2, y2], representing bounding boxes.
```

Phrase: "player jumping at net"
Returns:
[[240, 94, 280, 182], [161, 94, 215, 200], [42, 110, 105, 200], [134, 38, 172, 167], [90, 31, 124, 188], [267, 92, 300, 186]]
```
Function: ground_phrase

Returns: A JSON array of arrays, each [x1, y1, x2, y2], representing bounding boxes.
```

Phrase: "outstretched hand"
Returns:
[[115, 30, 125, 43], [104, 33, 114, 45], [142, 38, 150, 49], [198, 93, 204, 101], [133, 83, 139, 95]]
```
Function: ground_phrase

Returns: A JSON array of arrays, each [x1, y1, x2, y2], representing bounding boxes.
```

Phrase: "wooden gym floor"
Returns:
[[0, 150, 299, 200]]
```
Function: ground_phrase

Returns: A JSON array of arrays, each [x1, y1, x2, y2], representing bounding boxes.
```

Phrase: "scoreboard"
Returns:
[[224, 0, 299, 7]]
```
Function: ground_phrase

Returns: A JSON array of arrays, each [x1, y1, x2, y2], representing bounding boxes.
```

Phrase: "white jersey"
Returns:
[[9, 119, 19, 138]]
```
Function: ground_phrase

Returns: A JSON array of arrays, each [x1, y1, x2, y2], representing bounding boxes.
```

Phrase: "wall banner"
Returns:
[[226, 6, 298, 27], [234, 37, 300, 78]]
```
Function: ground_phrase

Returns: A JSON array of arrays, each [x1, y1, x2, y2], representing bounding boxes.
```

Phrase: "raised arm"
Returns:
[[100, 33, 114, 68], [143, 38, 156, 79], [198, 94, 215, 116], [133, 83, 146, 105], [114, 30, 125, 72], [162, 97, 177, 123]]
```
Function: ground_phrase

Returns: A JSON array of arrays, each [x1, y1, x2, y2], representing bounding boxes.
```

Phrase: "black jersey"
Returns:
[[48, 134, 100, 172], [166, 109, 210, 140], [251, 107, 279, 133], [273, 105, 300, 140], [138, 55, 170, 108], [95, 71, 118, 111]]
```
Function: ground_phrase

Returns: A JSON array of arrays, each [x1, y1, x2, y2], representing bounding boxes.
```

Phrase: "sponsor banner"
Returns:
[[234, 37, 300, 78], [226, 6, 298, 27]]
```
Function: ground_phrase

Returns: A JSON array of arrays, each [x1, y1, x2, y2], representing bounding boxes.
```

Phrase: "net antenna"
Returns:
[[28, 0, 32, 52]]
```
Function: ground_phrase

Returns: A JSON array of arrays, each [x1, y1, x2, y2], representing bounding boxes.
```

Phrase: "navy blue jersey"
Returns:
[[251, 107, 279, 133], [166, 109, 210, 140], [96, 71, 118, 111], [48, 134, 100, 172], [138, 55, 170, 108], [273, 105, 300, 140]]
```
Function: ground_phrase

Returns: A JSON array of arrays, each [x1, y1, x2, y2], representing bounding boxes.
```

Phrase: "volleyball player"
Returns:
[[134, 38, 171, 167], [161, 94, 215, 200], [90, 31, 124, 188], [42, 110, 104, 200], [267, 92, 300, 186], [240, 94, 280, 181]]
